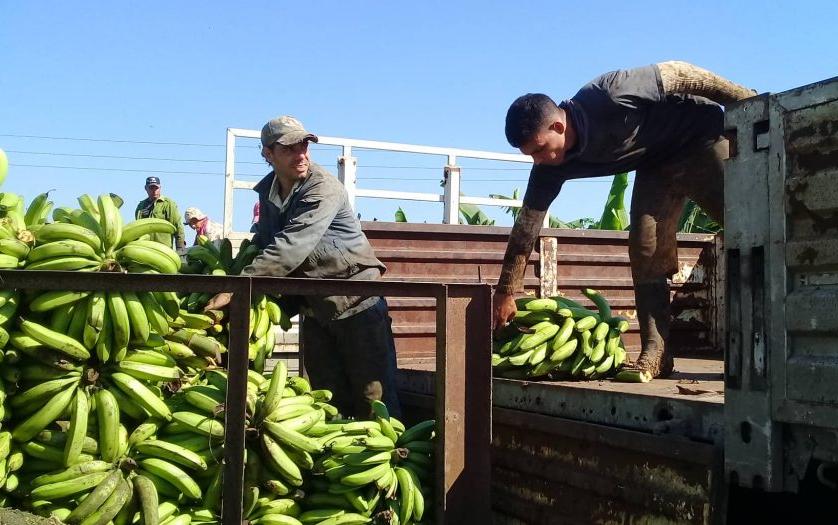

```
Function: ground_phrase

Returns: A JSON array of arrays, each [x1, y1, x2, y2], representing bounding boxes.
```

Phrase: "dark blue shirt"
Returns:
[[523, 64, 724, 211]]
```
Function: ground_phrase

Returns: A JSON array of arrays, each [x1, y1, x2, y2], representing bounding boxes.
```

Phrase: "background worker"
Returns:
[[134, 176, 186, 251], [493, 61, 756, 378], [183, 207, 223, 245], [206, 116, 401, 419]]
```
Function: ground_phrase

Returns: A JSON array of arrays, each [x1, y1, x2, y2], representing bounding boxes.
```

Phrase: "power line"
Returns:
[[0, 133, 223, 147], [11, 162, 627, 184], [6, 150, 230, 164], [6, 151, 528, 170], [11, 164, 220, 176]]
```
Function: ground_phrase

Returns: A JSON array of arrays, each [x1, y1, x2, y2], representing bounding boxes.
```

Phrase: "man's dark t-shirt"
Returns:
[[523, 65, 724, 211]]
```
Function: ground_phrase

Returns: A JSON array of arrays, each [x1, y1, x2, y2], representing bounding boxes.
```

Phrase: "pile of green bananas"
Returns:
[[0, 162, 437, 524], [33, 193, 181, 274], [1, 339, 436, 525], [179, 236, 258, 313], [232, 362, 435, 525], [0, 189, 53, 268], [178, 235, 293, 375], [303, 401, 434, 525], [493, 289, 636, 381], [181, 236, 259, 278]]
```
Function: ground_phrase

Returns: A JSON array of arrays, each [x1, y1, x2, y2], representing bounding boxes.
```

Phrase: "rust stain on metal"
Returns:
[[786, 179, 838, 234], [797, 246, 819, 266]]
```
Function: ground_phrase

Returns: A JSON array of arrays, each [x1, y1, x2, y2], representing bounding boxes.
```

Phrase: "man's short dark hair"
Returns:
[[505, 93, 559, 148]]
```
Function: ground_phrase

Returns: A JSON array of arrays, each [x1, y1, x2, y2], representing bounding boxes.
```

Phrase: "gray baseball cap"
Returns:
[[261, 116, 319, 147]]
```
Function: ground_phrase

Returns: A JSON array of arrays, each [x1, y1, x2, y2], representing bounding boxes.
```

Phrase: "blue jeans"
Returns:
[[301, 297, 402, 419]]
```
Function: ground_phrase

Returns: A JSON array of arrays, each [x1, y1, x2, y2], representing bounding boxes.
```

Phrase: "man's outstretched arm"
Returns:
[[494, 206, 547, 329]]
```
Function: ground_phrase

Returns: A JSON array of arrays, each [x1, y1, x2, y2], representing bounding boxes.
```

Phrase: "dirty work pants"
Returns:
[[628, 138, 727, 281], [301, 297, 402, 420]]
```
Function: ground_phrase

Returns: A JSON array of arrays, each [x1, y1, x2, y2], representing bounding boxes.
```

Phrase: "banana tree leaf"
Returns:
[[678, 200, 722, 233], [598, 173, 629, 230], [459, 202, 494, 225]]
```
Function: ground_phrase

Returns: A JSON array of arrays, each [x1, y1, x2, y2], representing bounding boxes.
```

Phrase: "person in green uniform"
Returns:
[[134, 176, 186, 251]]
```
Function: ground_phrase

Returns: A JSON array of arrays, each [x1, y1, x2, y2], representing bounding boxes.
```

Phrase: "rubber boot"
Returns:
[[633, 278, 674, 378]]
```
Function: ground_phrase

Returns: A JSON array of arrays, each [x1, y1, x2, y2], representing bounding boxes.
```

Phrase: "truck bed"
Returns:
[[396, 356, 726, 523], [398, 355, 724, 444]]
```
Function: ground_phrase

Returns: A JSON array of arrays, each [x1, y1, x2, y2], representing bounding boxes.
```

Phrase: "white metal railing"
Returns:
[[223, 127, 537, 236]]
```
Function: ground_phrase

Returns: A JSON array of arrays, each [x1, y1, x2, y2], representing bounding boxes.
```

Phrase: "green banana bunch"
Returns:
[[494, 289, 629, 381], [22, 192, 180, 274], [0, 190, 34, 264], [296, 399, 433, 523]]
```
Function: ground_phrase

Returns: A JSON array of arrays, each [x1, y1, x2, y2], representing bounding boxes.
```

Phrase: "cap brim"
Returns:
[[276, 132, 319, 146]]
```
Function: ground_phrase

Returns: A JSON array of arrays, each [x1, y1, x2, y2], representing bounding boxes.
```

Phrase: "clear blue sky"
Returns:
[[2, 1, 835, 237]]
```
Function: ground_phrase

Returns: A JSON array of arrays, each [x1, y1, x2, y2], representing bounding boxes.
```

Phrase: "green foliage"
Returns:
[[678, 200, 722, 233], [488, 189, 521, 222], [390, 172, 721, 234], [458, 201, 495, 225], [598, 173, 629, 231]]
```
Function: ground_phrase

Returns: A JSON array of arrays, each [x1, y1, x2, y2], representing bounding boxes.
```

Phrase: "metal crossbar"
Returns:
[[223, 128, 533, 235]]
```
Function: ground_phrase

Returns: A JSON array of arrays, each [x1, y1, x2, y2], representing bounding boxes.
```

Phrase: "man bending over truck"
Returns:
[[493, 61, 756, 378], [206, 116, 401, 419]]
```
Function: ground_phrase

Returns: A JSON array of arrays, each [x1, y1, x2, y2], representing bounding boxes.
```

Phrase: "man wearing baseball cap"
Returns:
[[206, 115, 401, 419], [134, 176, 186, 250], [184, 207, 223, 245]]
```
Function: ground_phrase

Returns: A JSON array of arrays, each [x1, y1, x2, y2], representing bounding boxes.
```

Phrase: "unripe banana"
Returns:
[[98, 193, 123, 253], [0, 253, 18, 268], [36, 222, 103, 252], [134, 439, 208, 471], [119, 218, 175, 247], [404, 466, 426, 522], [261, 434, 303, 487], [0, 238, 30, 259], [340, 461, 392, 488], [115, 361, 180, 382], [9, 376, 79, 409], [110, 372, 172, 421], [29, 239, 101, 263], [30, 470, 111, 500], [108, 292, 131, 351], [65, 468, 122, 524], [396, 419, 436, 447], [107, 384, 148, 421], [120, 240, 181, 274], [263, 421, 322, 455], [132, 474, 159, 525], [19, 318, 91, 360], [138, 457, 202, 500], [12, 382, 77, 442], [183, 386, 225, 417], [30, 459, 112, 487], [63, 388, 90, 467], [95, 389, 121, 462], [124, 349, 175, 367], [170, 411, 225, 438], [77, 474, 131, 525], [138, 292, 169, 336]]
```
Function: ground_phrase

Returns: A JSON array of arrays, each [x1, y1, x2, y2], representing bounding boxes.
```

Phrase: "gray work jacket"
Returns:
[[243, 162, 386, 320]]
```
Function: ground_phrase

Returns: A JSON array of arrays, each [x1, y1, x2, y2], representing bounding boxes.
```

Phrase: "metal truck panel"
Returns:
[[724, 75, 838, 491], [397, 372, 723, 525], [363, 222, 720, 363]]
